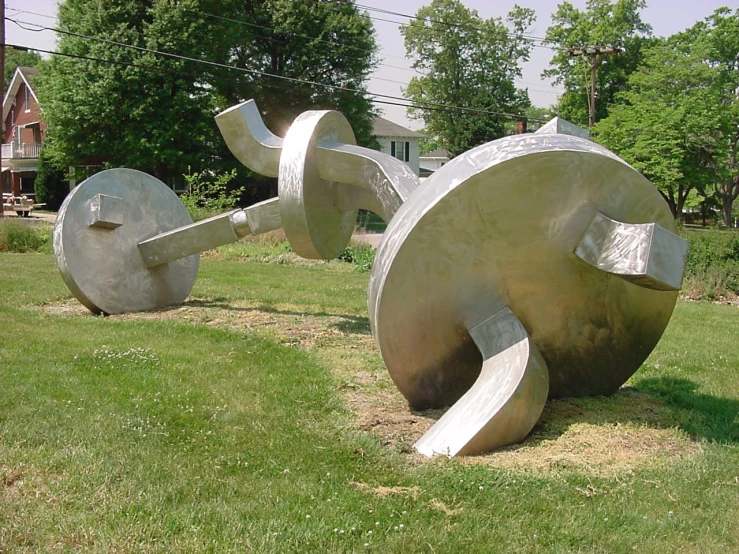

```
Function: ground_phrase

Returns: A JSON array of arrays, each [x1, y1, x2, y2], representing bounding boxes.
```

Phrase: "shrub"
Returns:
[[682, 229, 739, 298], [34, 149, 69, 211], [179, 170, 245, 221], [338, 241, 375, 272], [0, 220, 52, 253]]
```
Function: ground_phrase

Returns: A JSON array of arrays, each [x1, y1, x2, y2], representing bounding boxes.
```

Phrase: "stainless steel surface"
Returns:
[[278, 109, 359, 259], [138, 197, 284, 268], [317, 142, 418, 221], [243, 197, 282, 236], [88, 194, 124, 229], [576, 212, 689, 291], [414, 307, 549, 457], [54, 169, 198, 314], [138, 210, 242, 268], [369, 132, 681, 414], [535, 116, 591, 139], [217, 100, 420, 257], [215, 100, 283, 178]]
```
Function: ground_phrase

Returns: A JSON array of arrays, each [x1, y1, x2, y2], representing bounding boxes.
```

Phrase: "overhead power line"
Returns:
[[6, 4, 426, 76], [7, 10, 556, 123], [8, 42, 544, 122], [7, 27, 543, 124], [339, 1, 557, 51]]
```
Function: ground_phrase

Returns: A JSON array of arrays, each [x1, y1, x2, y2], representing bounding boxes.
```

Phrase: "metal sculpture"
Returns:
[[53, 100, 689, 457], [54, 101, 418, 315]]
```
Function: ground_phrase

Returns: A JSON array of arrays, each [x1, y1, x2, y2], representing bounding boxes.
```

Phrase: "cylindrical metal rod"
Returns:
[[138, 197, 281, 268], [316, 142, 418, 222]]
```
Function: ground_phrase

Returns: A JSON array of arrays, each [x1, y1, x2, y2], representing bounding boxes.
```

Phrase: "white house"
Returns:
[[372, 117, 424, 176], [419, 148, 451, 177]]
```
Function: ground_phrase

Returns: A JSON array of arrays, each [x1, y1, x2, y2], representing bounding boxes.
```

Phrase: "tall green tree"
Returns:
[[543, 0, 653, 126], [38, 0, 219, 186], [5, 47, 42, 89], [593, 41, 728, 220], [594, 8, 739, 225], [402, 0, 535, 158], [690, 8, 739, 227], [206, 0, 378, 147], [37, 0, 378, 199]]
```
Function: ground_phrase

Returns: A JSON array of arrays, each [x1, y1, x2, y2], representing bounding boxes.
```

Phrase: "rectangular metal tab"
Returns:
[[89, 194, 125, 229]]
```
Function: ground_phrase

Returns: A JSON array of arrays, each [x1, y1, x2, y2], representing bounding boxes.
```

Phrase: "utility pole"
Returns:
[[568, 45, 623, 128]]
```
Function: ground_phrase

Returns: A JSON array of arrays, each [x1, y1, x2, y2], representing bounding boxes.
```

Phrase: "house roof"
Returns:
[[372, 116, 424, 139], [420, 148, 450, 159], [3, 66, 40, 123]]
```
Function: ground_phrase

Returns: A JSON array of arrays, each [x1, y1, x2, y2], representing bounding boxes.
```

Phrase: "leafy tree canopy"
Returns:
[[5, 47, 42, 89], [402, 0, 535, 158], [594, 8, 739, 224], [207, 0, 378, 146], [37, 0, 378, 197], [543, 0, 653, 126]]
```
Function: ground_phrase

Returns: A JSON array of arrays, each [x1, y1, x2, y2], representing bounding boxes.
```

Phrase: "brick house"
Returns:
[[2, 67, 44, 198]]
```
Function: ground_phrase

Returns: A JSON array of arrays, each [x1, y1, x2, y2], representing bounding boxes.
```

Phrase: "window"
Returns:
[[391, 140, 410, 163], [24, 86, 31, 112]]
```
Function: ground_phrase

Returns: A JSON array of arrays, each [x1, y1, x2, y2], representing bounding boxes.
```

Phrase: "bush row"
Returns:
[[682, 228, 739, 300], [0, 220, 52, 254]]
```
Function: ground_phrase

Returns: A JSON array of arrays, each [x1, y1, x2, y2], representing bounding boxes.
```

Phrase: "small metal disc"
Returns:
[[369, 134, 678, 409], [53, 168, 198, 314], [278, 110, 357, 259]]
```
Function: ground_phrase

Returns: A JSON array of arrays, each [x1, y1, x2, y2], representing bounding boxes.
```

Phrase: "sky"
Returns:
[[5, 0, 735, 130]]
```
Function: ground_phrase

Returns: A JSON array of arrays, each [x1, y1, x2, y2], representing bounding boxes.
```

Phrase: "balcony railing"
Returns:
[[1, 143, 42, 160]]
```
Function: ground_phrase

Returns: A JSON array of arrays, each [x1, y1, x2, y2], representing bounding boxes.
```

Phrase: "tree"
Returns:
[[37, 0, 378, 201], [524, 105, 557, 131], [690, 8, 739, 227], [5, 47, 42, 89], [543, 0, 653, 126], [401, 0, 535, 158], [594, 8, 739, 226], [593, 41, 729, 220], [33, 149, 68, 212], [207, 0, 378, 148], [38, 0, 220, 186]]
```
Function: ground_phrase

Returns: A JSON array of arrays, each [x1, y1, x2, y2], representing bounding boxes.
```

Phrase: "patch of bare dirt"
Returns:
[[428, 498, 464, 516], [41, 298, 704, 475], [350, 481, 421, 499]]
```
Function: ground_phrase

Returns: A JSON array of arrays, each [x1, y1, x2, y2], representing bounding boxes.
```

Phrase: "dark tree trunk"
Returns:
[[716, 176, 739, 228], [721, 197, 733, 227]]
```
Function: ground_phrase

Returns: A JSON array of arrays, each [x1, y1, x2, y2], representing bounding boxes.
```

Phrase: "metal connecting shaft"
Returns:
[[138, 198, 281, 268], [216, 100, 419, 224]]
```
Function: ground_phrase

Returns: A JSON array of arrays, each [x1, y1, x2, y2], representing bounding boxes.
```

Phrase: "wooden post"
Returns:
[[568, 46, 622, 128]]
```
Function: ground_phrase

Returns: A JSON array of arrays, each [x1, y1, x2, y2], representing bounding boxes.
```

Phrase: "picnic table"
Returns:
[[2, 194, 46, 217]]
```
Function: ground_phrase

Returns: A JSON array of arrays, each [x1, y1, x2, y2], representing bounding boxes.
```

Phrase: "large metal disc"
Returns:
[[369, 133, 678, 410], [53, 169, 198, 314]]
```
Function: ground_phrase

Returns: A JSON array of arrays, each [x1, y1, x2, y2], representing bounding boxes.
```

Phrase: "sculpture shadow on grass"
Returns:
[[411, 377, 738, 450], [176, 298, 370, 332], [633, 376, 738, 444]]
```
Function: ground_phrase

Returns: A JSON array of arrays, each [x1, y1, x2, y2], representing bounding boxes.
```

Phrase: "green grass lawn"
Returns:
[[1, 253, 737, 553]]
